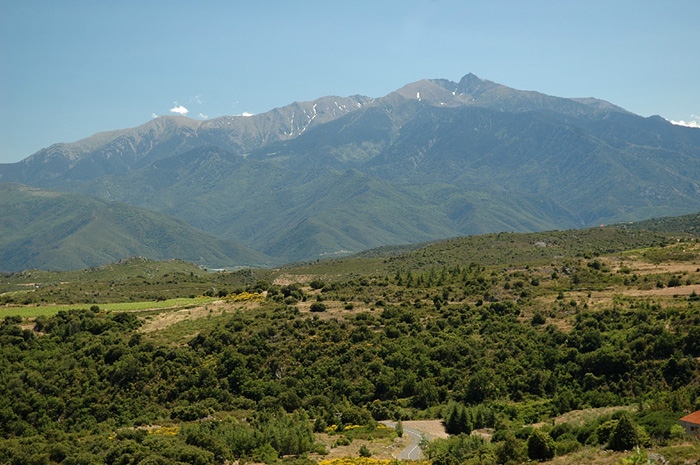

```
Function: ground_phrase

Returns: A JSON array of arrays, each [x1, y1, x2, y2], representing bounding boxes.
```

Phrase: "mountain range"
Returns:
[[2, 73, 700, 271]]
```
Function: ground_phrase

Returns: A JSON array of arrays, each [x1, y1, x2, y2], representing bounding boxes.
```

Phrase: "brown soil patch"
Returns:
[[551, 406, 635, 427], [272, 274, 316, 286], [295, 300, 373, 320], [471, 428, 494, 442], [631, 262, 700, 274], [602, 254, 700, 275], [137, 300, 260, 333], [624, 284, 700, 297], [402, 420, 449, 440], [546, 317, 575, 333], [311, 432, 403, 461]]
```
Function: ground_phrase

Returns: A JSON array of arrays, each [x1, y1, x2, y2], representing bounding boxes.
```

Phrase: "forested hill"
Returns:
[[1, 219, 700, 463], [615, 211, 700, 235], [0, 182, 269, 272]]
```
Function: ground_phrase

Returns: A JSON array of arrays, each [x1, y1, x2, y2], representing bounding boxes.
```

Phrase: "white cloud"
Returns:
[[170, 105, 189, 115], [670, 119, 700, 128], [239, 112, 254, 117], [192, 94, 203, 105], [152, 113, 158, 118], [198, 113, 208, 119]]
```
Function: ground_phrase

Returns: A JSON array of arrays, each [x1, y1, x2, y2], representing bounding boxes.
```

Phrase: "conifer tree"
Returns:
[[608, 415, 639, 451]]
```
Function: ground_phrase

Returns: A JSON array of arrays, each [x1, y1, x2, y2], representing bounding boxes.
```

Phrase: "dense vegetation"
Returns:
[[1, 223, 700, 463]]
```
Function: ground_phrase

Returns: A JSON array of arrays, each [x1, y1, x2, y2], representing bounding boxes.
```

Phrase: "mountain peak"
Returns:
[[390, 79, 457, 105], [455, 72, 501, 96], [459, 72, 482, 85]]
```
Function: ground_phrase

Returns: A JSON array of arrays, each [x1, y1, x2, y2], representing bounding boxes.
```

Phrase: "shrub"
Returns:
[[527, 429, 555, 461], [495, 435, 525, 464], [531, 311, 546, 325], [333, 436, 351, 447], [395, 420, 403, 438], [310, 302, 327, 312], [358, 445, 371, 457], [309, 279, 325, 290], [555, 438, 581, 456]]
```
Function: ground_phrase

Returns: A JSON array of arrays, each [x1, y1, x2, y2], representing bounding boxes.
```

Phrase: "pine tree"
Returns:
[[608, 415, 639, 451]]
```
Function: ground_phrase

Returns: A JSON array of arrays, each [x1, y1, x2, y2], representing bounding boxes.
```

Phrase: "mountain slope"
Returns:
[[0, 95, 371, 185], [2, 73, 700, 267], [0, 183, 269, 272], [60, 146, 582, 264]]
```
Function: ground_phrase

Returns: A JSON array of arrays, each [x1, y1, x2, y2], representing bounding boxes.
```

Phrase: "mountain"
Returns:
[[0, 183, 269, 272], [2, 73, 700, 267], [0, 95, 371, 185]]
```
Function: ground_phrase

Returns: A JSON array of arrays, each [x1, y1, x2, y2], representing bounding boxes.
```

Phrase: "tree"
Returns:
[[445, 402, 472, 435], [465, 369, 498, 404], [395, 420, 404, 438], [495, 435, 525, 464], [608, 415, 638, 451], [527, 429, 555, 461]]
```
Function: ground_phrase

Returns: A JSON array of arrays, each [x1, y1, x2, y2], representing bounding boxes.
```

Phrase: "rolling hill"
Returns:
[[0, 183, 269, 272]]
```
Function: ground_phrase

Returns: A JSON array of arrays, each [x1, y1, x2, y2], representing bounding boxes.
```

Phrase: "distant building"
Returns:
[[679, 410, 700, 437]]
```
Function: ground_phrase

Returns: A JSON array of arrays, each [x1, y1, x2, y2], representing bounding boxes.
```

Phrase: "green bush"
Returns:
[[608, 415, 639, 451], [555, 438, 581, 456], [310, 302, 327, 312], [359, 444, 371, 457], [495, 435, 525, 464], [334, 436, 351, 447], [527, 429, 555, 461]]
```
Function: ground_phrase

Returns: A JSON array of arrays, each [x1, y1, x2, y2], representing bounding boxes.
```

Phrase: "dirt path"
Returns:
[[401, 420, 449, 439]]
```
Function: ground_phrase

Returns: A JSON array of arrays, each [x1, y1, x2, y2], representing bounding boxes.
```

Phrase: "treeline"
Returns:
[[427, 407, 687, 464]]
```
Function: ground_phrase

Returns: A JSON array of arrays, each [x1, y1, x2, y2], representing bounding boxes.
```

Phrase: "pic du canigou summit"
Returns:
[[2, 73, 700, 272]]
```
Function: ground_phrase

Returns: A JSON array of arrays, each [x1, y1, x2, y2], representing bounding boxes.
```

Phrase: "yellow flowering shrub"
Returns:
[[343, 424, 364, 431], [319, 459, 429, 465], [149, 425, 180, 436], [226, 292, 264, 302]]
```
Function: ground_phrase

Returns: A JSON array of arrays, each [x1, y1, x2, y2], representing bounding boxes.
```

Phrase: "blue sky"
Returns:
[[1, 0, 699, 163]]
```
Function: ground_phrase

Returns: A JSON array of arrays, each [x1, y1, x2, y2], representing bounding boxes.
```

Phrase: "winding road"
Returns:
[[381, 421, 429, 460]]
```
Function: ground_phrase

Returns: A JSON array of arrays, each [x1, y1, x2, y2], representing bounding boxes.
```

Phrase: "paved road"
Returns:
[[381, 421, 429, 460]]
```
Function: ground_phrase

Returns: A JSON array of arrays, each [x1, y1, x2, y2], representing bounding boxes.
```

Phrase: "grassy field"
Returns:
[[0, 297, 216, 318]]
